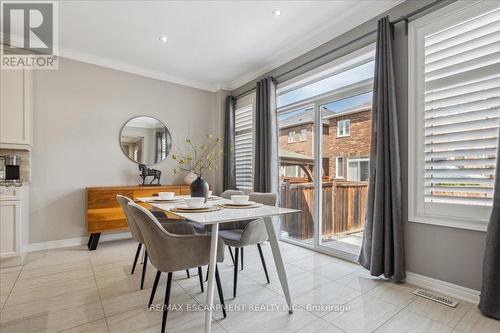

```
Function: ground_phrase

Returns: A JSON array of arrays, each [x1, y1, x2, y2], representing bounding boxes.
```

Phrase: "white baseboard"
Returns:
[[27, 232, 132, 252], [406, 271, 480, 304]]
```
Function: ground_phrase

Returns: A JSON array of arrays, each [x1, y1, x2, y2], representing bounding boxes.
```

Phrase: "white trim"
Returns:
[[406, 271, 480, 305], [59, 48, 219, 92], [27, 232, 132, 252]]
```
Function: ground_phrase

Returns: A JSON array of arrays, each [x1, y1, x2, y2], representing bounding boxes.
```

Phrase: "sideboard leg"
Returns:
[[88, 233, 101, 251]]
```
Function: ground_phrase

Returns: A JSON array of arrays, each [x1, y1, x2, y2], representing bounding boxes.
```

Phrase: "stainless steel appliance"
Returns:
[[0, 156, 5, 181], [1, 155, 21, 186]]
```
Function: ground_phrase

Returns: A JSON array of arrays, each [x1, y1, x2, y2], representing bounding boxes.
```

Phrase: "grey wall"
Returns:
[[232, 0, 486, 290], [30, 58, 218, 243]]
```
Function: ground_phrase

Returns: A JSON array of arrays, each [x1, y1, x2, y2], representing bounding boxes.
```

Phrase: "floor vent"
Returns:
[[413, 288, 459, 308]]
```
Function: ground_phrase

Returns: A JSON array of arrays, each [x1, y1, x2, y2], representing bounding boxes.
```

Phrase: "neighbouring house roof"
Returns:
[[322, 104, 371, 120], [279, 108, 336, 129], [278, 103, 371, 130]]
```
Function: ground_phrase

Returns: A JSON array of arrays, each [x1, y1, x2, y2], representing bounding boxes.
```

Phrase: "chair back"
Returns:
[[127, 201, 225, 272], [126, 202, 174, 271], [116, 195, 144, 243], [249, 192, 278, 206], [220, 190, 244, 199], [238, 192, 278, 245]]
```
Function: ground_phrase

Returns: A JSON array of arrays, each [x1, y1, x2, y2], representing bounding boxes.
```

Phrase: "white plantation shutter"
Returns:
[[235, 104, 254, 189], [423, 6, 500, 207]]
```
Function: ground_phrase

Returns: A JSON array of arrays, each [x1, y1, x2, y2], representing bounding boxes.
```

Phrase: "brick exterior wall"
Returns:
[[279, 123, 315, 156], [328, 110, 372, 179], [278, 109, 372, 180]]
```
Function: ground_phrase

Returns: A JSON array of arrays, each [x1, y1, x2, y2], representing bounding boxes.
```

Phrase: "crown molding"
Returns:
[[59, 47, 219, 92]]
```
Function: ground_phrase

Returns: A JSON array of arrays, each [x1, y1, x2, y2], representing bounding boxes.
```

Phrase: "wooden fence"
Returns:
[[280, 180, 368, 240]]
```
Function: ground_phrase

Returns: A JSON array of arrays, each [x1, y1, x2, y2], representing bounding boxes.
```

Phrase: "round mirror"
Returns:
[[120, 116, 172, 165]]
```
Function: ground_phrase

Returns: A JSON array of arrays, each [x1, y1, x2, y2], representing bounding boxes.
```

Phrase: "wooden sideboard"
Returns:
[[86, 184, 190, 250]]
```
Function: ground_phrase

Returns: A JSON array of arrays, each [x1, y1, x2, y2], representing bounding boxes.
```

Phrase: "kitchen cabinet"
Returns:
[[0, 186, 28, 260], [0, 69, 32, 150]]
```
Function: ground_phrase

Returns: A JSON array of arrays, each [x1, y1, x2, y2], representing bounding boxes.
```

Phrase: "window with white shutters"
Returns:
[[409, 1, 500, 231], [235, 96, 255, 190]]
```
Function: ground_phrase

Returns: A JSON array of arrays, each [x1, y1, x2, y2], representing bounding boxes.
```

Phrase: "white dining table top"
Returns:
[[137, 196, 300, 225]]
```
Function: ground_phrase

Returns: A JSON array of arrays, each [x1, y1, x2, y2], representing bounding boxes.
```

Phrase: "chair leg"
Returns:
[[186, 269, 190, 278], [240, 247, 244, 271], [198, 266, 204, 293], [257, 243, 270, 284], [131, 243, 142, 274], [205, 266, 209, 282], [141, 249, 148, 290], [149, 270, 161, 307], [228, 246, 235, 265], [233, 247, 239, 298], [161, 272, 173, 333], [215, 265, 227, 318]]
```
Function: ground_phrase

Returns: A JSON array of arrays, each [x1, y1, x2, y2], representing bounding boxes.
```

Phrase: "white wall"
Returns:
[[30, 58, 218, 243]]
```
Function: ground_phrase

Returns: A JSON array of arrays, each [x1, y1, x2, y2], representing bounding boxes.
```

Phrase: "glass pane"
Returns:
[[278, 107, 315, 245], [320, 92, 372, 254], [278, 61, 374, 107], [348, 161, 358, 181]]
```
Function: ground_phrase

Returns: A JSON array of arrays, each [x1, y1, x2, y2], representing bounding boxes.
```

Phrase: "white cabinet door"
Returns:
[[0, 69, 31, 147], [0, 201, 21, 258]]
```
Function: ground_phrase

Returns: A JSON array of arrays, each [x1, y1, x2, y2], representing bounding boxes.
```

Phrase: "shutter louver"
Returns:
[[235, 105, 253, 189], [424, 7, 500, 206]]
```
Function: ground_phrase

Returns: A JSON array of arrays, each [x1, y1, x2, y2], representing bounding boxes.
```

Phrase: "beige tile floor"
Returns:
[[0, 239, 499, 333]]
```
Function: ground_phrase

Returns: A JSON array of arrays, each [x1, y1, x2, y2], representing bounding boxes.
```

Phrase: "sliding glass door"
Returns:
[[317, 92, 372, 255], [276, 45, 375, 258]]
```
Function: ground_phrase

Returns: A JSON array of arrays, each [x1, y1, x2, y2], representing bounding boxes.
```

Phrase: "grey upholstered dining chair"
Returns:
[[116, 195, 200, 291], [126, 202, 227, 333], [218, 192, 277, 298]]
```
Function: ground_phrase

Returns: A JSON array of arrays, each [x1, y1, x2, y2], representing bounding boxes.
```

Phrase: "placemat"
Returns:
[[220, 203, 263, 209], [170, 206, 222, 213]]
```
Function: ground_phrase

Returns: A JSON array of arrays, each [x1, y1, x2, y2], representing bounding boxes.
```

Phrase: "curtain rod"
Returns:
[[234, 0, 444, 99]]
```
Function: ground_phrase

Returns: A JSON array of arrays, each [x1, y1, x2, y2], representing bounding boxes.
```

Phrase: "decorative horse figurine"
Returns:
[[139, 164, 161, 185]]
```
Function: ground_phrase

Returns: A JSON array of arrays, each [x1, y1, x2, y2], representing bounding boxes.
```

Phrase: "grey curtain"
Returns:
[[358, 16, 405, 282], [479, 124, 500, 319], [254, 76, 278, 193], [223, 96, 237, 191]]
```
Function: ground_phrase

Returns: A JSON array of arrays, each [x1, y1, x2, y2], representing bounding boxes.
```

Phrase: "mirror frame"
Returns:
[[119, 115, 172, 166]]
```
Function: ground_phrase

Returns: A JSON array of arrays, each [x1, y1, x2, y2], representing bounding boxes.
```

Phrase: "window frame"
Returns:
[[337, 119, 351, 137], [335, 156, 344, 179], [288, 131, 296, 143], [347, 157, 369, 181], [299, 128, 307, 142], [407, 0, 499, 232]]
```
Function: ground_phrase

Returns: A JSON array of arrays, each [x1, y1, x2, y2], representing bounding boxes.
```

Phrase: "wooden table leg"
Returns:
[[263, 216, 293, 313], [204, 222, 219, 333]]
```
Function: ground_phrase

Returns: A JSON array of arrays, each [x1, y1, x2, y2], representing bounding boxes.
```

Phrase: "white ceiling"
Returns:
[[59, 1, 401, 91]]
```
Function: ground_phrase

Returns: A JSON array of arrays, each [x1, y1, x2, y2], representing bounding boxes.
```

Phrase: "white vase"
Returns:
[[183, 172, 198, 185]]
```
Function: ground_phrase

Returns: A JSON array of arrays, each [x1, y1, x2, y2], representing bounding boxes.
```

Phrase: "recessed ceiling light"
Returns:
[[159, 36, 168, 43], [272, 9, 281, 16]]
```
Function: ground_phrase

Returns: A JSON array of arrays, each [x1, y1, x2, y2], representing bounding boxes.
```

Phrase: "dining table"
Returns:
[[137, 195, 300, 333]]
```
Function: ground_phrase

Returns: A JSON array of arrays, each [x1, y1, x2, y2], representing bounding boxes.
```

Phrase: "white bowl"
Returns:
[[159, 192, 175, 200], [231, 195, 249, 205], [208, 190, 213, 196], [184, 197, 205, 208]]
